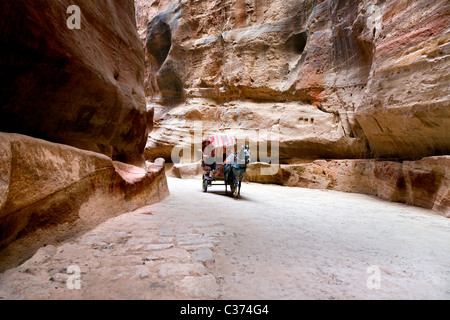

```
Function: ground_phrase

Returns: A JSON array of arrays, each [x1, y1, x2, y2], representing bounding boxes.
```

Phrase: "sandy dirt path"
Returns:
[[0, 177, 449, 300]]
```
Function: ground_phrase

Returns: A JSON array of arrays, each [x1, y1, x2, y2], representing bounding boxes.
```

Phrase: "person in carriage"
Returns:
[[201, 135, 250, 197], [202, 135, 236, 175]]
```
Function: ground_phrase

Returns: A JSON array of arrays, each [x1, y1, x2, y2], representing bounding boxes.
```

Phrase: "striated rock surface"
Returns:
[[355, 1, 450, 159], [243, 156, 450, 217], [0, 0, 174, 270], [161, 155, 449, 216], [136, 0, 373, 162], [137, 0, 449, 214], [402, 157, 449, 214], [0, 133, 169, 272], [0, 0, 147, 164], [170, 161, 203, 179], [137, 0, 449, 162]]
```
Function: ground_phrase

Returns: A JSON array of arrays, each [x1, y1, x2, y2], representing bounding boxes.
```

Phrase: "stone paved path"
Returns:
[[0, 178, 449, 299]]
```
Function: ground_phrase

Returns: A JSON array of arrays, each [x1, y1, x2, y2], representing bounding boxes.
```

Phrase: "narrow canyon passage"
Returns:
[[0, 177, 448, 300], [0, 0, 448, 304]]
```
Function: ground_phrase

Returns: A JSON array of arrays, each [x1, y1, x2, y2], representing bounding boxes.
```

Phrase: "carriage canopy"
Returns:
[[202, 135, 236, 151]]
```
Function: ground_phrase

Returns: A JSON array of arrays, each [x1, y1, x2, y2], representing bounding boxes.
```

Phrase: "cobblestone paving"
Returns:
[[0, 178, 449, 300]]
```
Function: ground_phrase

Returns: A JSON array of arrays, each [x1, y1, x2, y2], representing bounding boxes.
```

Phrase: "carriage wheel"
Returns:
[[202, 176, 208, 192]]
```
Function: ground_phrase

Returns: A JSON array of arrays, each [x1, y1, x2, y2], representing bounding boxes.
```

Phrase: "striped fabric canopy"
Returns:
[[204, 135, 236, 148]]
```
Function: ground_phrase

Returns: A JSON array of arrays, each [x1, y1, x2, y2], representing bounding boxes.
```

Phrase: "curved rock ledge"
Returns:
[[244, 157, 450, 217], [0, 132, 169, 272]]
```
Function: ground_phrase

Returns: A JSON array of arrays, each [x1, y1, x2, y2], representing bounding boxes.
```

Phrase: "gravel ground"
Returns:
[[0, 177, 449, 300]]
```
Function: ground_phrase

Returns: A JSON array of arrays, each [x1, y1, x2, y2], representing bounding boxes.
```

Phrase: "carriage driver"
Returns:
[[203, 145, 229, 171], [203, 143, 217, 170]]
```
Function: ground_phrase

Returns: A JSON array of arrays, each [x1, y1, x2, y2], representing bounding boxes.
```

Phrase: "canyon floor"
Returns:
[[0, 177, 449, 300]]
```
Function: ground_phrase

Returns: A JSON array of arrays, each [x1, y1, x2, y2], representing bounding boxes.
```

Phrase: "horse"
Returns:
[[225, 145, 250, 198]]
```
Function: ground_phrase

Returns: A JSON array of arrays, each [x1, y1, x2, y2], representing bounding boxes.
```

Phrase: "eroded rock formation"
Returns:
[[137, 0, 449, 160], [356, 1, 450, 159], [163, 157, 450, 216], [0, 0, 170, 269], [0, 0, 148, 164], [245, 157, 450, 216], [137, 0, 449, 215], [0, 133, 169, 271]]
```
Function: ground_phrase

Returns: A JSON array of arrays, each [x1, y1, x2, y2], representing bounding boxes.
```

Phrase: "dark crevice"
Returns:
[[286, 32, 308, 54], [146, 14, 172, 68]]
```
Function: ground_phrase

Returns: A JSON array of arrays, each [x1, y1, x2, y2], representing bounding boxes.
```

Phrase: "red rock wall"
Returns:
[[356, 0, 450, 159], [137, 0, 449, 161], [0, 133, 169, 271], [137, 0, 449, 215], [0, 1, 171, 267], [244, 157, 450, 217], [0, 0, 148, 164]]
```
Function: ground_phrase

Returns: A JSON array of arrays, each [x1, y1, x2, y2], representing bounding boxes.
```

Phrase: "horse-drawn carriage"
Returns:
[[201, 135, 250, 198]]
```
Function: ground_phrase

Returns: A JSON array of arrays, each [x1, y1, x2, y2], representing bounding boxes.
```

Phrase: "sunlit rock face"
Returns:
[[355, 0, 450, 159], [136, 0, 449, 163], [136, 0, 372, 162], [244, 156, 450, 217], [0, 0, 148, 164], [137, 0, 449, 215]]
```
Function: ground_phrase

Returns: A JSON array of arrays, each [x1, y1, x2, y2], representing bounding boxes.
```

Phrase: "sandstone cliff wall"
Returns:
[[137, 0, 449, 215], [0, 0, 170, 268], [0, 0, 149, 164], [137, 0, 449, 161], [0, 133, 169, 272]]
